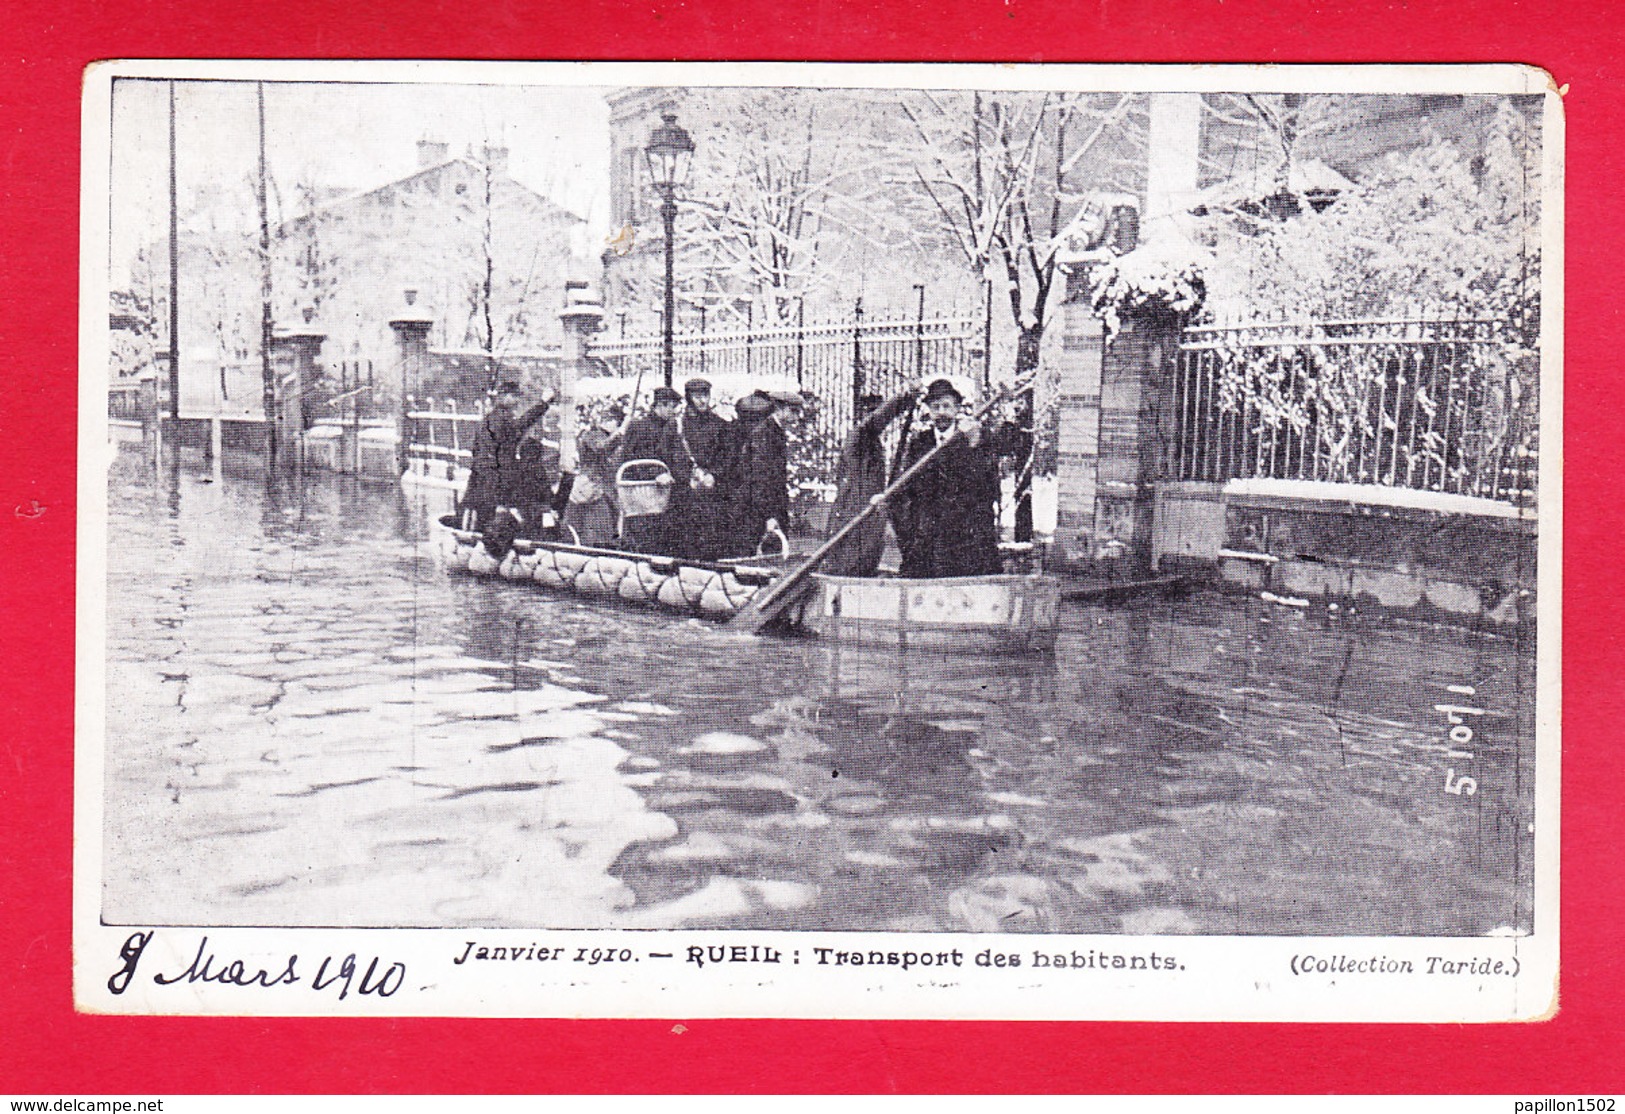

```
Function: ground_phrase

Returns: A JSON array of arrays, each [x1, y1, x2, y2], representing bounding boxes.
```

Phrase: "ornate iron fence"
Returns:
[[1170, 317, 1538, 506]]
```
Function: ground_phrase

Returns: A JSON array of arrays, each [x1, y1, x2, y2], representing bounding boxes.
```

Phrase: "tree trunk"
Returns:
[[1008, 323, 1043, 542]]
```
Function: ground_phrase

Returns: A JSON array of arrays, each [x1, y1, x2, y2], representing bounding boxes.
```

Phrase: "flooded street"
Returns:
[[100, 448, 1536, 936]]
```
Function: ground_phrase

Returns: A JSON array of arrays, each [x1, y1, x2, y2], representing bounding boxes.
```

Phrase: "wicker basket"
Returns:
[[616, 459, 675, 517]]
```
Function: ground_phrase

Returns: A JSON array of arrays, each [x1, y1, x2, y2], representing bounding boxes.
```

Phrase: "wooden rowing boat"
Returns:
[[432, 515, 1060, 654], [791, 572, 1059, 654]]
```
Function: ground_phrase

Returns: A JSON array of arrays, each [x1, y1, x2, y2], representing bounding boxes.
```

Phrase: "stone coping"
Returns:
[[1222, 478, 1536, 524]]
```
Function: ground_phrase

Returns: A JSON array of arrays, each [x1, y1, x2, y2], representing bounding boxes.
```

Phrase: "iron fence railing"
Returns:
[[1170, 317, 1538, 507], [588, 308, 983, 488]]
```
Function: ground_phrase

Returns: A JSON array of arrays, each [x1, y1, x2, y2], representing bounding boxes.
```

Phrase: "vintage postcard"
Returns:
[[75, 60, 1560, 1021]]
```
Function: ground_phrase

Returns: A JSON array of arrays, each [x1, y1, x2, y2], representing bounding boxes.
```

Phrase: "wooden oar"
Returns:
[[727, 376, 1030, 635]]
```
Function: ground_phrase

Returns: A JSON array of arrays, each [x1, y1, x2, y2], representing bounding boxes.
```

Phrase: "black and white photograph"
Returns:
[[76, 61, 1560, 1021]]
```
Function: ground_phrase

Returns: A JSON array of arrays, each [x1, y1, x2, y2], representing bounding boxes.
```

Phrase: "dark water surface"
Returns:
[[101, 450, 1537, 935]]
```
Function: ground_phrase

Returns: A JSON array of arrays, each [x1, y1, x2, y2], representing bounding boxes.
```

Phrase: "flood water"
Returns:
[[100, 448, 1537, 935]]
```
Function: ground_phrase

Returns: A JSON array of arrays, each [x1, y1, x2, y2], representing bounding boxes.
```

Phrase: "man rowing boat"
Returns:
[[892, 378, 1002, 579]]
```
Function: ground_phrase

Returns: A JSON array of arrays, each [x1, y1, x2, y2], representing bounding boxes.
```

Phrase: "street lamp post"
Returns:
[[644, 111, 695, 389]]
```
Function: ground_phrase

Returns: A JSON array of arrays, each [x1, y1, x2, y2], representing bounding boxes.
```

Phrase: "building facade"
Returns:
[[126, 141, 587, 419]]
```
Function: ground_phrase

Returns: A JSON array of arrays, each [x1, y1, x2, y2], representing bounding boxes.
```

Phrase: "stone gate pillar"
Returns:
[[1094, 310, 1179, 572], [1053, 270, 1181, 574], [1053, 284, 1106, 567], [558, 279, 606, 468], [390, 288, 436, 476], [271, 318, 325, 469], [389, 287, 435, 404]]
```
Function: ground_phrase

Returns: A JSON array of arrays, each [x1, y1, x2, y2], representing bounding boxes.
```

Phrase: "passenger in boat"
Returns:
[[568, 402, 631, 547], [617, 385, 684, 555], [482, 431, 575, 560], [459, 380, 552, 531], [893, 378, 1002, 579], [823, 387, 919, 577], [668, 378, 736, 561], [730, 390, 799, 557]]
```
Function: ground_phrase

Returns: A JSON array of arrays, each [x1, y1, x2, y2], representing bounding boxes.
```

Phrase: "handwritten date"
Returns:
[[109, 932, 404, 999]]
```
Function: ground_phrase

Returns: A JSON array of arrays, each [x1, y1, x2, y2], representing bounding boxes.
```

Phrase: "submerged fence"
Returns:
[[587, 306, 983, 469], [1170, 317, 1538, 506]]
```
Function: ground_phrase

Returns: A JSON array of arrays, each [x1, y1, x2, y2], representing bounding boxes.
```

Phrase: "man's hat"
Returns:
[[768, 390, 805, 409], [922, 378, 963, 404], [651, 386, 682, 404], [496, 380, 523, 396], [683, 377, 713, 396], [735, 390, 773, 415]]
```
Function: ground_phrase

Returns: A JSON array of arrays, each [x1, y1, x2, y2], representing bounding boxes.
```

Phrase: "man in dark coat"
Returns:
[[482, 432, 575, 560], [667, 378, 736, 560], [894, 378, 1002, 579], [823, 387, 918, 577], [730, 390, 796, 556], [460, 381, 552, 530], [617, 385, 683, 555]]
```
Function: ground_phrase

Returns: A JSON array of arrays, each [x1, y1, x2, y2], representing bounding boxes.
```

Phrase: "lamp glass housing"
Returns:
[[644, 112, 695, 193]]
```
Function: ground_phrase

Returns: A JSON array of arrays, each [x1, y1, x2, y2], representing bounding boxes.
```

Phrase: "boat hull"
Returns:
[[433, 516, 1059, 653], [792, 572, 1059, 654], [434, 516, 771, 619]]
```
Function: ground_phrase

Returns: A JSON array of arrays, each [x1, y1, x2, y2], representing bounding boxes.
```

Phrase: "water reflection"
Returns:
[[101, 448, 1535, 935]]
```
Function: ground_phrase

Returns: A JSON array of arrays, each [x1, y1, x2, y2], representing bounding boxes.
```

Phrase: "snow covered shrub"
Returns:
[[1085, 239, 1212, 336]]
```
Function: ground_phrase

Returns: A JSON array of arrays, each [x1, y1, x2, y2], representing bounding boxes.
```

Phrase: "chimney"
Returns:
[[416, 139, 449, 168], [481, 145, 510, 176]]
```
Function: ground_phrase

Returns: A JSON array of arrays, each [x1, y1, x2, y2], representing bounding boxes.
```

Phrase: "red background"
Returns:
[[1, 0, 1619, 1094]]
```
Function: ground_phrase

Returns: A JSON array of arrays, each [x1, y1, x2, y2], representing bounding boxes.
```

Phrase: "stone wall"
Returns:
[[1214, 483, 1537, 626]]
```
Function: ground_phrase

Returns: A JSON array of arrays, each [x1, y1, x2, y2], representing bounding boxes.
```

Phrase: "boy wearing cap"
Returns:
[[893, 378, 1002, 578]]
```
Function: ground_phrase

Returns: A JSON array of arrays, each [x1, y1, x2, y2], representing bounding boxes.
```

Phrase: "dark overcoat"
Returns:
[[461, 401, 548, 526], [730, 416, 790, 556], [481, 434, 572, 559], [668, 407, 736, 560], [824, 391, 916, 577], [893, 426, 1003, 579]]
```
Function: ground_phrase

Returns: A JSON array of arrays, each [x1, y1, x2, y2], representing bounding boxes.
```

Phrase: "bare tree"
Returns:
[[893, 89, 1146, 380], [642, 90, 939, 326]]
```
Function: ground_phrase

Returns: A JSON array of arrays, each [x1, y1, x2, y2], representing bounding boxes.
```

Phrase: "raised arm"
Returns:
[[864, 388, 919, 434], [515, 391, 555, 438]]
